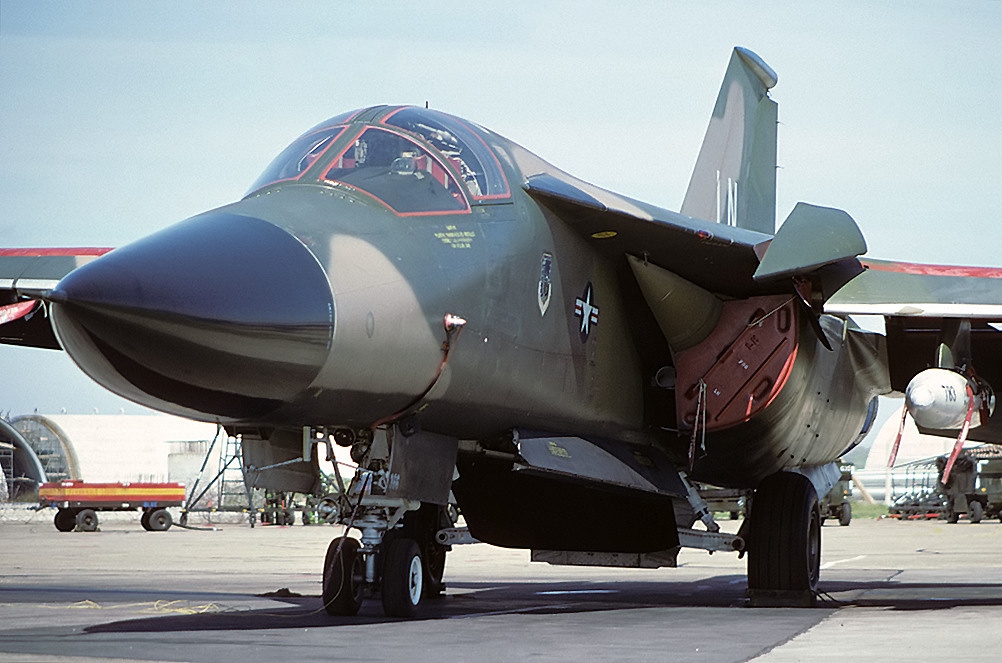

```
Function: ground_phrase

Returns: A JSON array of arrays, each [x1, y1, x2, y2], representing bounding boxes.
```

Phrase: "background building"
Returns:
[[0, 417, 47, 500], [1, 414, 218, 501]]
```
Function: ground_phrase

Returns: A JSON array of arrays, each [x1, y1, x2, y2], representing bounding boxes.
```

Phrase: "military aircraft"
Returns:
[[3, 47, 1002, 616]]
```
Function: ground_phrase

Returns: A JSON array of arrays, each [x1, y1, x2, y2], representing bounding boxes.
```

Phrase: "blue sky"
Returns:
[[1, 1, 1001, 415]]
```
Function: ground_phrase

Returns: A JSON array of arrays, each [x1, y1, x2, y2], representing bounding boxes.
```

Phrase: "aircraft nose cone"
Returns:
[[49, 211, 334, 420]]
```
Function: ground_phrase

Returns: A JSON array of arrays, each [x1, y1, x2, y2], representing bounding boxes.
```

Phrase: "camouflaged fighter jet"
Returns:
[[4, 47, 1002, 615]]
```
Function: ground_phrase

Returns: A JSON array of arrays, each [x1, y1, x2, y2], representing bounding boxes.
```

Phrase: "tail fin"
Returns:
[[680, 47, 778, 235]]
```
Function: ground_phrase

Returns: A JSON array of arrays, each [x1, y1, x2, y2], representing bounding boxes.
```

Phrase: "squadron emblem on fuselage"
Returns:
[[538, 252, 553, 316]]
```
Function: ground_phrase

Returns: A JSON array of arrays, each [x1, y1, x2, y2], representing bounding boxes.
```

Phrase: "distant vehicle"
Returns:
[[938, 446, 1002, 524], [38, 480, 185, 532], [820, 464, 853, 526]]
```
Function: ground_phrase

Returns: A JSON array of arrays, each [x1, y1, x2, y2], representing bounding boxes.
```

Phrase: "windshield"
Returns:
[[322, 127, 469, 215], [384, 107, 509, 200], [245, 106, 511, 211], [246, 110, 364, 194], [247, 126, 346, 194]]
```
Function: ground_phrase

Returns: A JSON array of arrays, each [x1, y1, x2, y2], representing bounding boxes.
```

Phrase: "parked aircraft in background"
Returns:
[[3, 47, 1001, 616]]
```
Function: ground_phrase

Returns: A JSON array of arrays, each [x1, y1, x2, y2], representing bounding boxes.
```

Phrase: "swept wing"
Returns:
[[0, 248, 111, 349]]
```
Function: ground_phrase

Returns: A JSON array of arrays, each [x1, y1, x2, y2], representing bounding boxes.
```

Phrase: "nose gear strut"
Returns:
[[318, 424, 458, 617]]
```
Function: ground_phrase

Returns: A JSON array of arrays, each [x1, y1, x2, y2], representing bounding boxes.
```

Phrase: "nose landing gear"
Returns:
[[321, 501, 455, 617], [318, 425, 458, 618]]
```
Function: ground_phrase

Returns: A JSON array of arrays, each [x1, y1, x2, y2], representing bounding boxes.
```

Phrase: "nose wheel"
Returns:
[[381, 538, 424, 617], [320, 503, 452, 618], [321, 530, 438, 617], [322, 536, 366, 616]]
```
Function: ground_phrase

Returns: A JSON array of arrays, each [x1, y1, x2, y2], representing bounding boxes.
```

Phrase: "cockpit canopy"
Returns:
[[247, 106, 510, 215]]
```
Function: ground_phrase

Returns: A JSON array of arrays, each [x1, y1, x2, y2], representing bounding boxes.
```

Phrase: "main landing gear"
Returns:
[[746, 471, 822, 606]]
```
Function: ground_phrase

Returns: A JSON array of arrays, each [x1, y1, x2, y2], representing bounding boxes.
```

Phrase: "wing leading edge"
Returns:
[[0, 248, 112, 349], [523, 171, 770, 298], [826, 259, 1002, 319], [523, 170, 868, 303]]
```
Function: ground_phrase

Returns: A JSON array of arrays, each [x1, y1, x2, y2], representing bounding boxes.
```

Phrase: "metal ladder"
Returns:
[[180, 426, 257, 526]]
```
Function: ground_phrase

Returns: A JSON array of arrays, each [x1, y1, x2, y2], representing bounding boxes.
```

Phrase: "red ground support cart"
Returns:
[[38, 480, 186, 532]]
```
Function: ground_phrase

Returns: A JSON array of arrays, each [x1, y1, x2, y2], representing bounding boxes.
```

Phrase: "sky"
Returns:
[[1, 1, 1001, 416]]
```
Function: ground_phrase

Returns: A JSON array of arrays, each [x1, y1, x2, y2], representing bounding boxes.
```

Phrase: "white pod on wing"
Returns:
[[904, 368, 992, 430]]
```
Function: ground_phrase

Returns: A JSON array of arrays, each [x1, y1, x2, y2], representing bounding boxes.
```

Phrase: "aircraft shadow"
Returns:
[[818, 579, 1002, 610], [83, 575, 1002, 634], [85, 576, 752, 634]]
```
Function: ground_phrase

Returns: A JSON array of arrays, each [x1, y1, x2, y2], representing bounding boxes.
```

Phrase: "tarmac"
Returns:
[[1, 505, 1001, 662]]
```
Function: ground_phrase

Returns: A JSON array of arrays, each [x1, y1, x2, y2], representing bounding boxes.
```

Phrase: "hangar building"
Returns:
[[1, 414, 218, 499], [0, 417, 46, 500]]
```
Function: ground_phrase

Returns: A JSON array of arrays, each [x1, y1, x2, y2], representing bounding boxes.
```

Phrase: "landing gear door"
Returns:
[[386, 429, 458, 505]]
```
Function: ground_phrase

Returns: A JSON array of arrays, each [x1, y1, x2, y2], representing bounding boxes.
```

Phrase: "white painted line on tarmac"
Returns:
[[820, 554, 867, 570]]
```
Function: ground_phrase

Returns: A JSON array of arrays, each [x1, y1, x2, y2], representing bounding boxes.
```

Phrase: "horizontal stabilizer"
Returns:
[[753, 202, 866, 282]]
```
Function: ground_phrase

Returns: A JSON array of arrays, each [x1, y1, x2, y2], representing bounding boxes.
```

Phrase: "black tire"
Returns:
[[747, 472, 821, 593], [393, 504, 450, 598], [147, 509, 172, 531], [54, 509, 76, 532], [284, 509, 295, 526], [76, 508, 99, 532], [839, 502, 852, 527], [422, 540, 447, 599], [381, 538, 423, 618], [969, 501, 983, 524], [322, 537, 365, 616], [140, 509, 153, 531]]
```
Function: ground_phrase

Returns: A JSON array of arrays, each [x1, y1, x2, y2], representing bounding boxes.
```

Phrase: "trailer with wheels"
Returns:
[[38, 480, 185, 532]]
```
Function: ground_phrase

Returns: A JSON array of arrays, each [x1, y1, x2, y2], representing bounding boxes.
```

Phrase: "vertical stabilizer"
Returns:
[[681, 47, 778, 235]]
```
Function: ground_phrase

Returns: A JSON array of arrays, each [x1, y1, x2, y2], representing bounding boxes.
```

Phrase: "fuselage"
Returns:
[[47, 105, 884, 489]]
